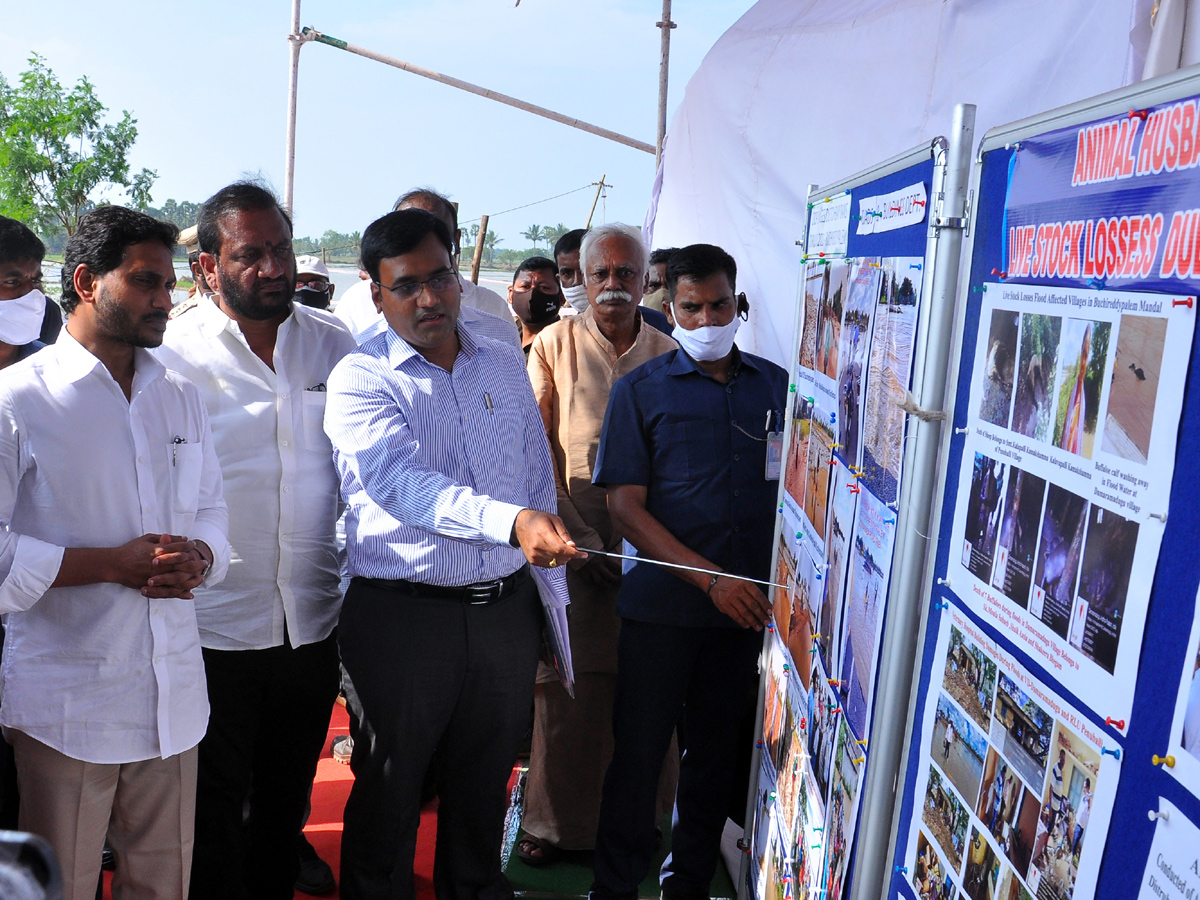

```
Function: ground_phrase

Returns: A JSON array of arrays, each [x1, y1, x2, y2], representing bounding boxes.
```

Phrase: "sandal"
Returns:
[[515, 835, 560, 867]]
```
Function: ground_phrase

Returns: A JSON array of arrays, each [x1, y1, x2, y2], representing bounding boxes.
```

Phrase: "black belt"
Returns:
[[354, 565, 530, 606]]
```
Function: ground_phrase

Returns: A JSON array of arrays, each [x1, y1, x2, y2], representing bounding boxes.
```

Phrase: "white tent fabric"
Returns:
[[646, 0, 1158, 367]]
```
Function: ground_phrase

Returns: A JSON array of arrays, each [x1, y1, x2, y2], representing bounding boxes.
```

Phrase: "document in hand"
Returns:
[[531, 567, 574, 698]]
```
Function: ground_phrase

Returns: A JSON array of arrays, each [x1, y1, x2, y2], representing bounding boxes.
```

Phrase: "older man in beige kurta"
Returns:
[[520, 233, 679, 860]]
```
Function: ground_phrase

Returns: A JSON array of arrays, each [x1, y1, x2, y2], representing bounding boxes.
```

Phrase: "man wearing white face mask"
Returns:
[[0, 217, 54, 370], [590, 243, 786, 900]]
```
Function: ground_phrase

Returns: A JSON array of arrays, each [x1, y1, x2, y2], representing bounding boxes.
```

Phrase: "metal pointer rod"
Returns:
[[584, 548, 790, 592]]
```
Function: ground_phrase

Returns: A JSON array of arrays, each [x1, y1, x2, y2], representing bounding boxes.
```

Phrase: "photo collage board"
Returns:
[[755, 167, 935, 900], [891, 86, 1200, 900]]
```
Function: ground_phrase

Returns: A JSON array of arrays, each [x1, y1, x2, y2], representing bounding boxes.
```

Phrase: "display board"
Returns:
[[888, 65, 1200, 900], [742, 121, 975, 900]]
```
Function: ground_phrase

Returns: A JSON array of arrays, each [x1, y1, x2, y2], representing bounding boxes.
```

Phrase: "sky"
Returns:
[[0, 0, 753, 250]]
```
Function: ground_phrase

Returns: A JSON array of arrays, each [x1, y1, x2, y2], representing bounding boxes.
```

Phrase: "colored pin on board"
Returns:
[[800, 717, 807, 729], [856, 739, 868, 746], [853, 756, 865, 764], [1148, 808, 1170, 822], [991, 268, 1008, 280], [894, 866, 908, 875], [910, 262, 922, 269], [849, 485, 861, 495], [1087, 277, 1106, 290], [1152, 754, 1176, 768], [1105, 717, 1125, 730], [912, 199, 926, 208], [1173, 297, 1194, 308], [1129, 108, 1149, 121], [782, 664, 791, 673], [828, 678, 841, 687], [934, 601, 950, 611], [1101, 746, 1121, 760], [884, 515, 896, 526]]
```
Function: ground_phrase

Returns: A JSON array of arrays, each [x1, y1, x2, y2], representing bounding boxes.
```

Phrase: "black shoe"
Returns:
[[296, 834, 336, 896]]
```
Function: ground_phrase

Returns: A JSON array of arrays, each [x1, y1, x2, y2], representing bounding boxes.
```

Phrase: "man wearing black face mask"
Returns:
[[294, 255, 336, 310], [509, 256, 564, 355]]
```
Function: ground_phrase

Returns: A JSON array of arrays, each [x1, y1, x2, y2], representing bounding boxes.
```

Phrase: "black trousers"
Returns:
[[338, 575, 542, 900], [189, 631, 340, 900], [591, 619, 761, 900]]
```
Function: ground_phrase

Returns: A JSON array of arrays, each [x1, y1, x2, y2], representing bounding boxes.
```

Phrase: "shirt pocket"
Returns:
[[168, 442, 204, 515], [662, 418, 719, 480], [301, 390, 331, 453]]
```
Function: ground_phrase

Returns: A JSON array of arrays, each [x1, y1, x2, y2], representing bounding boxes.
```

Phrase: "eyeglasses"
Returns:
[[376, 272, 460, 302], [296, 279, 333, 293]]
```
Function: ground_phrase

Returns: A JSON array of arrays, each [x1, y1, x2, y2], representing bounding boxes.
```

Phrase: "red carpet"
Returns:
[[103, 703, 441, 900]]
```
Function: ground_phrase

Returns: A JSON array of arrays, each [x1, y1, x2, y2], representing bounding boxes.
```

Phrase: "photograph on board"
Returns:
[[776, 706, 806, 840], [943, 625, 998, 732], [766, 816, 790, 900], [770, 690, 796, 801], [774, 538, 797, 645], [931, 694, 987, 808], [762, 666, 786, 780], [799, 261, 824, 372], [784, 392, 815, 515], [835, 259, 879, 468], [1069, 503, 1138, 674], [912, 829, 958, 900], [823, 468, 858, 675], [961, 452, 1007, 582], [750, 757, 776, 897], [990, 672, 1052, 790], [807, 657, 839, 810], [1051, 318, 1111, 459], [1100, 314, 1166, 464], [976, 749, 1039, 878], [789, 772, 818, 900], [922, 764, 969, 874], [963, 826, 1002, 900], [1026, 722, 1099, 900], [990, 467, 1047, 608], [1030, 484, 1088, 638], [979, 309, 1020, 428], [1185, 642, 1200, 764], [1011, 314, 1060, 441], [784, 555, 817, 692], [823, 717, 863, 900], [814, 260, 849, 381], [838, 489, 895, 739], [861, 257, 922, 505], [797, 546, 827, 685], [997, 866, 1034, 900], [803, 406, 836, 545]]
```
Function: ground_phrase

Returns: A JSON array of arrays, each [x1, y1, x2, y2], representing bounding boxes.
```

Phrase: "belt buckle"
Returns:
[[466, 579, 503, 605]]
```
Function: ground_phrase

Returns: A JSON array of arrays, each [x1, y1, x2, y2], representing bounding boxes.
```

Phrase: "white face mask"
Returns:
[[0, 288, 46, 346], [562, 283, 590, 312], [672, 315, 742, 362]]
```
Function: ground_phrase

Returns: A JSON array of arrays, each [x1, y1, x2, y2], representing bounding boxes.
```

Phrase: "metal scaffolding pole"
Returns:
[[283, 0, 303, 214], [656, 0, 676, 168]]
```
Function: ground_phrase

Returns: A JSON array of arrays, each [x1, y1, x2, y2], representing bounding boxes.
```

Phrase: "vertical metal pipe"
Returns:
[[283, 0, 303, 215], [848, 103, 976, 900], [656, 0, 675, 169]]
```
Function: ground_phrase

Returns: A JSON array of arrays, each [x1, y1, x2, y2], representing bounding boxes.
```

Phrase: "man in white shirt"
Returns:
[[0, 205, 230, 900], [334, 188, 515, 340], [156, 182, 355, 900]]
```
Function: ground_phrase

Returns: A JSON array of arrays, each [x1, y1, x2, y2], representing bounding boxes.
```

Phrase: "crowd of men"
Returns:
[[0, 181, 786, 900]]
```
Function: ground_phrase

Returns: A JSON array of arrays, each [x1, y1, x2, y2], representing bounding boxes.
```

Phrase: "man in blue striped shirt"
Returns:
[[324, 208, 581, 900]]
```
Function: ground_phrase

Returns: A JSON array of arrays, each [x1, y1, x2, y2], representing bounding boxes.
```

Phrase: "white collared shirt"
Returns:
[[0, 329, 230, 763], [334, 277, 515, 341], [156, 298, 356, 650]]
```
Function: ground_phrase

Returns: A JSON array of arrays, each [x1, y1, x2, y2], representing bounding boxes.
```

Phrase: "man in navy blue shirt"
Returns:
[[590, 243, 787, 900]]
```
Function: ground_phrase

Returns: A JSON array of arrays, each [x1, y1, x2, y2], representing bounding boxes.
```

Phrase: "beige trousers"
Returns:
[[8, 729, 198, 900], [522, 673, 679, 850]]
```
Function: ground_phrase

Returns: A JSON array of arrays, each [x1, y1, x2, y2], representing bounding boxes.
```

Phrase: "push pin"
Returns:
[[887, 501, 899, 510], [849, 485, 861, 495], [1101, 746, 1121, 760], [1148, 808, 1170, 822], [971, 285, 985, 293], [756, 740, 763, 748], [1105, 717, 1125, 730], [935, 601, 950, 611], [766, 622, 775, 632], [829, 459, 838, 468], [890, 205, 902, 213], [869, 261, 882, 268], [912, 199, 926, 208], [1129, 108, 1149, 121], [796, 532, 803, 540], [1152, 754, 1176, 768], [831, 442, 841, 450], [800, 717, 807, 729], [991, 268, 1008, 280], [809, 647, 818, 657], [1087, 277, 1106, 290], [829, 706, 842, 715], [1149, 511, 1167, 523], [783, 664, 791, 673], [955, 426, 970, 435], [789, 384, 797, 393], [853, 756, 865, 764], [910, 262, 923, 269], [884, 516, 896, 525], [768, 791, 776, 800], [828, 678, 841, 687], [894, 865, 908, 875], [737, 837, 752, 852], [856, 739, 868, 746], [1173, 297, 1194, 308], [936, 577, 952, 588]]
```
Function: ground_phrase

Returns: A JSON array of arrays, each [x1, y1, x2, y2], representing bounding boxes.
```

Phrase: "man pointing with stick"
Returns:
[[590, 243, 787, 900]]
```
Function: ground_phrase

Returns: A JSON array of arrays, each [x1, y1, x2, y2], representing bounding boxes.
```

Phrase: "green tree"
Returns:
[[0, 54, 156, 235], [520, 224, 544, 248], [484, 230, 502, 265], [543, 223, 570, 248]]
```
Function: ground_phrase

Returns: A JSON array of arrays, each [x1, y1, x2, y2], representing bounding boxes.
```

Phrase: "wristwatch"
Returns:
[[706, 574, 720, 596]]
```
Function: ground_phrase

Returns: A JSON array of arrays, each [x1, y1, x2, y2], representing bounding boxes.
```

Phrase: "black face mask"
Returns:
[[294, 287, 331, 310], [513, 288, 560, 325]]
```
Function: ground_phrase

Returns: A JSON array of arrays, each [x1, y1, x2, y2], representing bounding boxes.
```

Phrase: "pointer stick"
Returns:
[[585, 549, 790, 592]]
